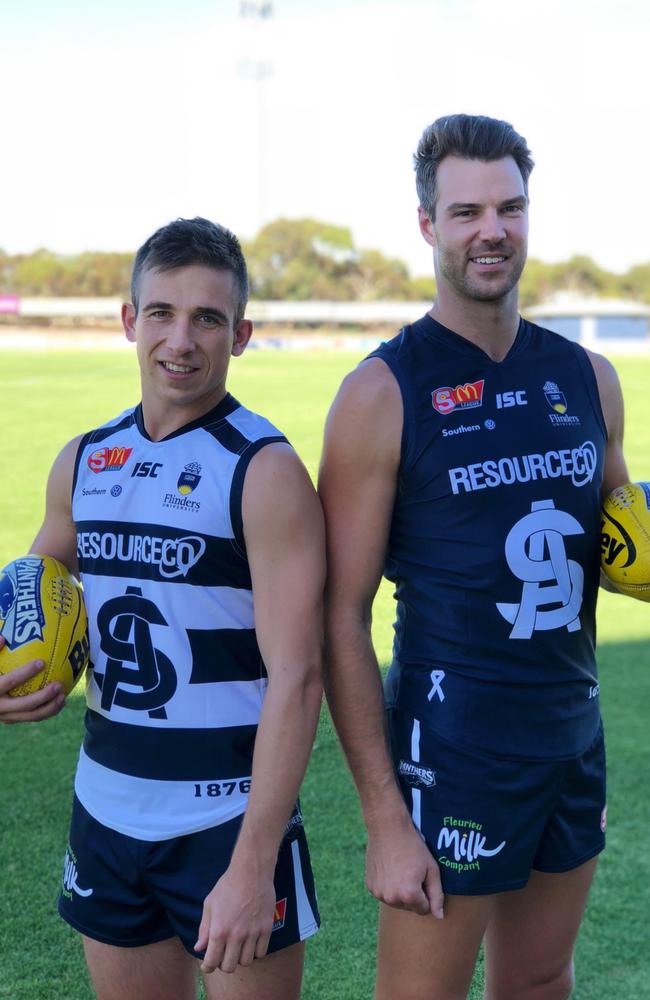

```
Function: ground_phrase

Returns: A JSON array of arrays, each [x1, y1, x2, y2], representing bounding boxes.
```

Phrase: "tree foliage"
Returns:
[[2, 220, 650, 306]]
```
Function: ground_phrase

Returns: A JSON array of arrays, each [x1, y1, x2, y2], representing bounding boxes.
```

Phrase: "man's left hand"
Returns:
[[194, 864, 277, 974]]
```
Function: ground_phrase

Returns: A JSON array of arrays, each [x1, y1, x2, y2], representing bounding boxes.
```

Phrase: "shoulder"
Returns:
[[328, 356, 402, 425], [242, 443, 323, 548], [583, 348, 624, 437], [51, 434, 85, 484]]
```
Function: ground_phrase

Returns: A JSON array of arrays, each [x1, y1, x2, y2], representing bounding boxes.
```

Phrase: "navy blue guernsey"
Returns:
[[371, 315, 607, 760]]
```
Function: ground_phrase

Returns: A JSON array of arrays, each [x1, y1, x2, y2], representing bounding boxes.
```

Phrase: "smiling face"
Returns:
[[419, 155, 529, 306], [122, 263, 252, 437]]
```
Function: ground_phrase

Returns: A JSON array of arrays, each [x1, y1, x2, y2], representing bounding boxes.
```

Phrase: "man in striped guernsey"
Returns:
[[0, 218, 324, 1000]]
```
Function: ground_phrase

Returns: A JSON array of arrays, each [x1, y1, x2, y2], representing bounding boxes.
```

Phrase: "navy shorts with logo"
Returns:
[[58, 797, 319, 954], [388, 707, 606, 895]]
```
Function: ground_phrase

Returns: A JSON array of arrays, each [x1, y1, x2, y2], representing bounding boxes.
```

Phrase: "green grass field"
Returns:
[[1, 344, 649, 1000]]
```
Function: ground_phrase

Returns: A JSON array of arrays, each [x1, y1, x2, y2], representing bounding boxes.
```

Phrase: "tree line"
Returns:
[[2, 218, 650, 310]]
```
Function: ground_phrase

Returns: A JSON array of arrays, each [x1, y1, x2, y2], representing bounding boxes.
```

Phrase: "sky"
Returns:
[[2, 0, 649, 279]]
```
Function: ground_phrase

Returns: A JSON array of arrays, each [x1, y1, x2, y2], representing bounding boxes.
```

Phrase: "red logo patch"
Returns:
[[432, 380, 485, 415], [273, 898, 287, 931], [88, 446, 133, 473]]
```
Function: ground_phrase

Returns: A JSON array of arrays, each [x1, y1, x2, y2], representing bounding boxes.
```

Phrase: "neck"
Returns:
[[430, 288, 520, 362], [140, 389, 227, 441]]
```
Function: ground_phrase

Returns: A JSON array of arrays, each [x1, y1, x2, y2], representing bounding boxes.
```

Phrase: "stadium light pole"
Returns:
[[238, 2, 274, 237]]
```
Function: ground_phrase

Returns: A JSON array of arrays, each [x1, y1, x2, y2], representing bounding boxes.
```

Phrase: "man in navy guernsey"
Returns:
[[0, 218, 324, 1000], [319, 115, 629, 1000]]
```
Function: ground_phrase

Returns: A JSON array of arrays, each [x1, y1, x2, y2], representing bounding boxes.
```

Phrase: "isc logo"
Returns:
[[496, 390, 527, 409], [131, 462, 163, 479]]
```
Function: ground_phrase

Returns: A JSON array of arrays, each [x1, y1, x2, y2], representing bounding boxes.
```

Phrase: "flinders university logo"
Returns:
[[543, 380, 580, 427], [543, 380, 567, 413], [177, 462, 202, 495]]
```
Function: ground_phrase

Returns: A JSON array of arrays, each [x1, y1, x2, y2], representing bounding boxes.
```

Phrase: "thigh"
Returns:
[[376, 895, 495, 1000], [483, 857, 599, 1000], [387, 708, 561, 895], [83, 935, 198, 1000], [59, 796, 175, 948], [202, 941, 304, 1000]]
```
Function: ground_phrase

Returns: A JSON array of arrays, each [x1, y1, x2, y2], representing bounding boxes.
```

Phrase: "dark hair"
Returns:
[[131, 217, 249, 325], [414, 114, 534, 220]]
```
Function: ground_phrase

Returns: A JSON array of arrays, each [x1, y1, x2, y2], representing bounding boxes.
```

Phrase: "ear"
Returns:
[[122, 303, 137, 343], [418, 206, 437, 248], [232, 319, 253, 357]]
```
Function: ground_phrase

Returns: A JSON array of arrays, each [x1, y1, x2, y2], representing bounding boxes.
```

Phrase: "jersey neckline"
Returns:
[[415, 313, 530, 365], [134, 392, 241, 442]]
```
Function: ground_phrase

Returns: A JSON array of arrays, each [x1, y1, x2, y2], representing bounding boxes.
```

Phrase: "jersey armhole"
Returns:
[[71, 431, 94, 504], [367, 330, 415, 483], [229, 435, 288, 556], [571, 343, 608, 442]]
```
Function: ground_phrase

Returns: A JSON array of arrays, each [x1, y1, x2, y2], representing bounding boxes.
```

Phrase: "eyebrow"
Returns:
[[143, 301, 230, 324], [445, 195, 528, 214]]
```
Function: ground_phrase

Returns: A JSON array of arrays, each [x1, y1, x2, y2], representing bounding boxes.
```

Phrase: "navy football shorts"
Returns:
[[58, 796, 319, 954], [388, 707, 606, 895]]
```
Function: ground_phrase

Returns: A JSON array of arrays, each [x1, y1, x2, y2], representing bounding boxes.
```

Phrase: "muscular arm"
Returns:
[[318, 360, 443, 918], [0, 437, 80, 723], [588, 350, 629, 498], [587, 352, 630, 592], [196, 443, 325, 973]]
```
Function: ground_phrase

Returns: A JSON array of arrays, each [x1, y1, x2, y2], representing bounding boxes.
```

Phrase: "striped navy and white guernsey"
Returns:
[[71, 393, 286, 841]]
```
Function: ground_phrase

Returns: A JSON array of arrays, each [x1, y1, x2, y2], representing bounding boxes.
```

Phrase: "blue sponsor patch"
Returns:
[[0, 557, 46, 650]]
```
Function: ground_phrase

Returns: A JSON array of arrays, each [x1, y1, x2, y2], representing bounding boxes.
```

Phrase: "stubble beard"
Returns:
[[438, 245, 527, 304]]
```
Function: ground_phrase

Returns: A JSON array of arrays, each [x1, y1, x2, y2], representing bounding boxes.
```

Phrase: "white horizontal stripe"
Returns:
[[75, 748, 249, 841]]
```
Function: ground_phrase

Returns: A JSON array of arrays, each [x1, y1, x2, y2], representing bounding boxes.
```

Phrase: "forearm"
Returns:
[[230, 660, 322, 871], [325, 605, 409, 829]]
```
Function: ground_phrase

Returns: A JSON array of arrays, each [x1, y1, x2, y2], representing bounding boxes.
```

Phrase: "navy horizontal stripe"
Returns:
[[188, 628, 266, 684], [83, 709, 257, 780], [76, 520, 251, 589]]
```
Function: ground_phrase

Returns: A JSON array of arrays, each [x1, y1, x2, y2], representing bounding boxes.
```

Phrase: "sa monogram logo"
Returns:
[[94, 586, 177, 717], [497, 499, 585, 639]]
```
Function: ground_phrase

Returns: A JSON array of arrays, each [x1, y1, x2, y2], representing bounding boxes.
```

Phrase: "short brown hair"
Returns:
[[131, 217, 248, 324], [414, 114, 534, 220]]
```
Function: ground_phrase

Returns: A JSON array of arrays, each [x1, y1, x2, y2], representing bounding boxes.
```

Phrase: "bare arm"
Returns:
[[319, 359, 443, 918], [587, 350, 629, 498], [0, 437, 80, 722], [196, 443, 325, 973]]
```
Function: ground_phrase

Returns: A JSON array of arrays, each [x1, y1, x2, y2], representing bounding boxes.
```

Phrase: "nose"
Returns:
[[166, 316, 195, 354], [478, 209, 507, 245]]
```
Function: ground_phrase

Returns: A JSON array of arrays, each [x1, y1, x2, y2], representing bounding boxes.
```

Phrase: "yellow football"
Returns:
[[0, 554, 89, 696], [601, 483, 650, 601]]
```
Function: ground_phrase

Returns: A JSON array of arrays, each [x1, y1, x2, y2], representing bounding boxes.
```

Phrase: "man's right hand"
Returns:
[[0, 641, 65, 723], [366, 814, 444, 919]]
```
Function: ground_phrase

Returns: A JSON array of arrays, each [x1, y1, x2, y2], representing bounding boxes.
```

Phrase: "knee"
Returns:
[[486, 961, 574, 1000]]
